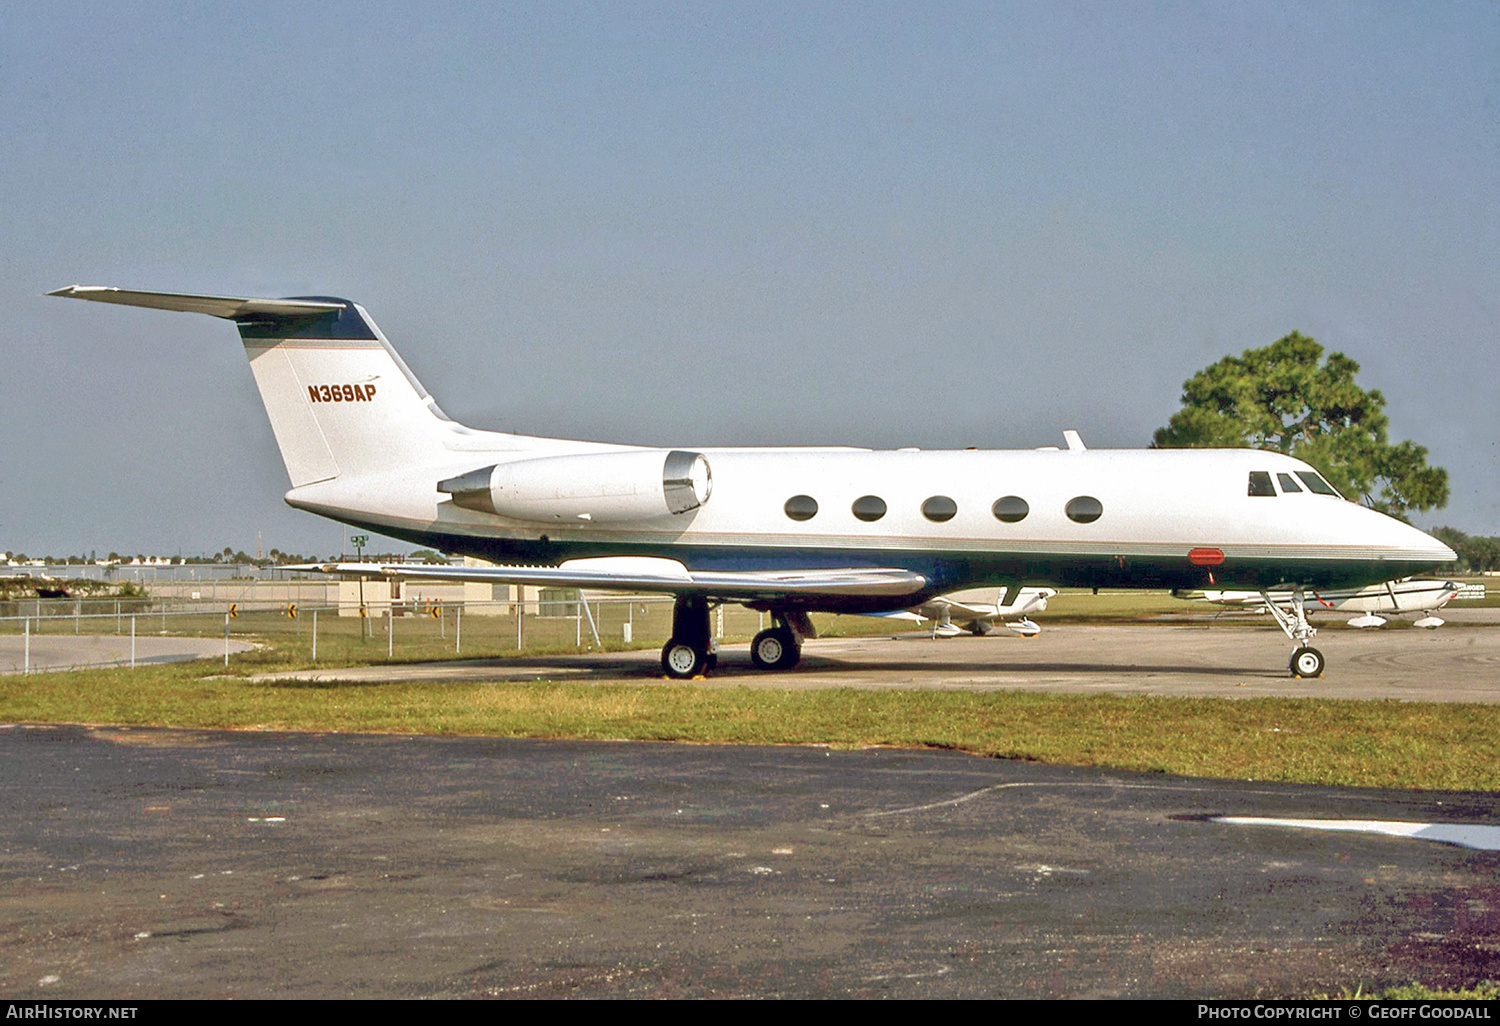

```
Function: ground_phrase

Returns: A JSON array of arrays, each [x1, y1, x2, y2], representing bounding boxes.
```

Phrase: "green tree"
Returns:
[[1432, 527, 1500, 572], [1153, 332, 1448, 518]]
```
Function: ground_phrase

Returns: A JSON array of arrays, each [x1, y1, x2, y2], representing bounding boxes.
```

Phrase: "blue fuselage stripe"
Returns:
[[338, 518, 1440, 606]]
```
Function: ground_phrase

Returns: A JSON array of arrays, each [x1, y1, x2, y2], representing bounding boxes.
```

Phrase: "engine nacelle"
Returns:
[[438, 450, 712, 523]]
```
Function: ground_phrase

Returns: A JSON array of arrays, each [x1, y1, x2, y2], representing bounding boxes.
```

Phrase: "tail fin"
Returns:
[[49, 286, 448, 487]]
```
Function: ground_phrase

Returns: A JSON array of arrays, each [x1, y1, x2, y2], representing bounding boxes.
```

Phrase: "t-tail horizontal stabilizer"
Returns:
[[50, 285, 449, 488], [47, 285, 345, 321]]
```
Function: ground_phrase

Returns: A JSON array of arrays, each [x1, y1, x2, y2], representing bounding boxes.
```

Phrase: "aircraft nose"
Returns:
[[1406, 524, 1456, 563], [1427, 533, 1458, 563], [1356, 507, 1456, 563]]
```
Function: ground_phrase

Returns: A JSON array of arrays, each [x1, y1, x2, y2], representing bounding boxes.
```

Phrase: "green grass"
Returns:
[[4, 645, 1498, 791], [4, 589, 1497, 792]]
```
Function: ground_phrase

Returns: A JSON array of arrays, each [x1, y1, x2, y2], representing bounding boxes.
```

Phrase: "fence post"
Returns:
[[581, 598, 603, 651], [23, 618, 29, 675], [388, 609, 394, 660], [312, 608, 318, 662], [223, 613, 229, 667], [455, 604, 461, 655], [130, 616, 136, 668]]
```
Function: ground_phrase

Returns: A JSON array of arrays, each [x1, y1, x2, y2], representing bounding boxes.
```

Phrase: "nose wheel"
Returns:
[[1290, 646, 1325, 679]]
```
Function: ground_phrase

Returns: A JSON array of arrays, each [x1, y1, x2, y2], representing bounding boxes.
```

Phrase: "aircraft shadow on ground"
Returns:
[[709, 655, 1280, 680], [267, 650, 1283, 685]]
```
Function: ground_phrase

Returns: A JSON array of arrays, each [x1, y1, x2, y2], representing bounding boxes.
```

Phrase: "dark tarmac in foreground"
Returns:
[[4, 724, 1498, 999]]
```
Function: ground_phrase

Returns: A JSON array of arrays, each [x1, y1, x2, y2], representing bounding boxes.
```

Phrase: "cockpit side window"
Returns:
[[1248, 471, 1276, 497], [1276, 473, 1303, 493], [1295, 471, 1340, 497]]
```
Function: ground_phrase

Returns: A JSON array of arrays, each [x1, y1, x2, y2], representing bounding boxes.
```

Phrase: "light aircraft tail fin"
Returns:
[[49, 286, 450, 488]]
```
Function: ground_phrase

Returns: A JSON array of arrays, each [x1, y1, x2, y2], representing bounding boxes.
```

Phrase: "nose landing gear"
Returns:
[[1262, 588, 1326, 678]]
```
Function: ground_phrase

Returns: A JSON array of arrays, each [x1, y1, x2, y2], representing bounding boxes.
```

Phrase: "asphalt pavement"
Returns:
[[257, 617, 1500, 703], [0, 635, 254, 674], [3, 724, 1497, 999]]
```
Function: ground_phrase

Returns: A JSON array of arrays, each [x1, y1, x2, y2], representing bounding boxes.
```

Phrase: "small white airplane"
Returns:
[[49, 286, 1457, 679], [881, 586, 1057, 637], [1190, 578, 1462, 630]]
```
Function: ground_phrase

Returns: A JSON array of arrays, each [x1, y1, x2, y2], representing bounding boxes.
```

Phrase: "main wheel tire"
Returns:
[[661, 640, 707, 679], [1290, 646, 1325, 679], [750, 627, 799, 671]]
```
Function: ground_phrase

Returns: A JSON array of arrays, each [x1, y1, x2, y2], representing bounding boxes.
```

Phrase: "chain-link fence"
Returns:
[[0, 595, 782, 673]]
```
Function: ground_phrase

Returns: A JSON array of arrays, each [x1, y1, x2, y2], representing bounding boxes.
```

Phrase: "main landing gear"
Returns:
[[1261, 588, 1325, 679], [659, 599, 811, 679], [750, 623, 800, 671], [660, 596, 717, 679], [750, 610, 813, 672]]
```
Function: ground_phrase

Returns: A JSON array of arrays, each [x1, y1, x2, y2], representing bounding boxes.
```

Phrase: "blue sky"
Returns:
[[3, 1, 1497, 557]]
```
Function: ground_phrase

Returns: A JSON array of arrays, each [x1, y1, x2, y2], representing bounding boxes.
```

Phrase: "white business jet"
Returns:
[[1192, 578, 1461, 630], [49, 286, 1456, 679]]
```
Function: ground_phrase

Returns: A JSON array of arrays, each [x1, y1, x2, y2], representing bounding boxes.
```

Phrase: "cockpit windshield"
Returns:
[[1249, 469, 1343, 499], [1294, 471, 1341, 497]]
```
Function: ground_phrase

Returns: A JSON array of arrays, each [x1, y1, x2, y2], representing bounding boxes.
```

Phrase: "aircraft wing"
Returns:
[[914, 595, 998, 619], [1192, 589, 1275, 608], [911, 587, 1056, 620], [287, 557, 927, 603], [890, 586, 1055, 637]]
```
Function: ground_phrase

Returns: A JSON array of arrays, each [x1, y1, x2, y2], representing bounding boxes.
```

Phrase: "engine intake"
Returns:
[[438, 450, 712, 523]]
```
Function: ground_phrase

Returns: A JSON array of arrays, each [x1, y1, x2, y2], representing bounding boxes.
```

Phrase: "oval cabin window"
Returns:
[[921, 496, 957, 522], [1065, 496, 1103, 524], [992, 496, 1029, 523], [851, 495, 887, 522], [784, 495, 818, 522]]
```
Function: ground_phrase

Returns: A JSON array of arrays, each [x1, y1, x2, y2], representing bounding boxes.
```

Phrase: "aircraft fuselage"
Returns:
[[285, 445, 1450, 612]]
